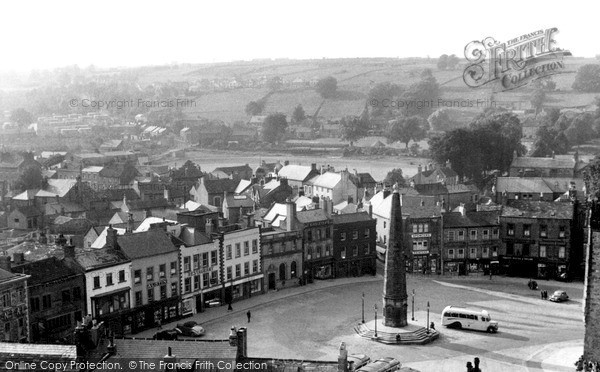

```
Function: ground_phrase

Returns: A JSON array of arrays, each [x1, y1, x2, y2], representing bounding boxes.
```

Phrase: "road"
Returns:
[[138, 273, 585, 371]]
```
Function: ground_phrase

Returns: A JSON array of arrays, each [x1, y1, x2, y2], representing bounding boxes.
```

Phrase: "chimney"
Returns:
[[319, 196, 326, 210], [127, 212, 134, 234], [574, 149, 579, 164], [284, 160, 290, 166], [311, 163, 317, 171], [205, 219, 213, 235], [417, 165, 422, 184], [338, 342, 348, 372], [106, 225, 118, 249], [236, 327, 247, 360], [63, 245, 75, 259], [383, 189, 391, 199], [286, 198, 296, 232], [326, 197, 333, 216], [12, 252, 24, 265], [459, 203, 466, 217], [0, 255, 11, 272], [245, 214, 255, 228], [163, 346, 179, 371]]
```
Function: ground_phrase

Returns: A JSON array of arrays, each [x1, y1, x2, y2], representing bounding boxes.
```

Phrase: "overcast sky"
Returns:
[[1, 0, 596, 72]]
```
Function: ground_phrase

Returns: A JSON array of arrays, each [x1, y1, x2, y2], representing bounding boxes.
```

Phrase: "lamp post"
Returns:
[[426, 301, 430, 334], [361, 292, 365, 323], [374, 304, 378, 338], [411, 289, 415, 321]]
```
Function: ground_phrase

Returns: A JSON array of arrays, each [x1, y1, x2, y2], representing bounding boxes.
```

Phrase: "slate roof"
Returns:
[[46, 179, 77, 197], [99, 164, 139, 183], [501, 200, 574, 220], [443, 210, 500, 228], [212, 164, 252, 176], [75, 248, 130, 271], [332, 212, 373, 224], [414, 183, 449, 195], [496, 177, 583, 194], [225, 194, 254, 208], [403, 204, 443, 219], [116, 230, 178, 259], [296, 208, 331, 224], [13, 189, 38, 201], [235, 179, 252, 194], [0, 268, 28, 285], [12, 257, 81, 284], [277, 164, 316, 181], [202, 178, 238, 194], [511, 157, 576, 169]]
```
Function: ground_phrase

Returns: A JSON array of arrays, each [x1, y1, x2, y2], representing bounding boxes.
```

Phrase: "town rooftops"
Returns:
[[0, 268, 29, 285], [496, 177, 583, 194], [311, 172, 342, 189], [402, 204, 443, 219], [296, 208, 331, 224], [116, 230, 178, 259], [332, 211, 373, 224], [511, 156, 577, 169], [91, 226, 127, 248], [201, 177, 239, 194], [224, 194, 254, 208], [501, 200, 574, 219], [75, 248, 130, 271], [277, 164, 316, 181], [12, 256, 81, 284], [212, 164, 252, 176], [443, 210, 500, 228]]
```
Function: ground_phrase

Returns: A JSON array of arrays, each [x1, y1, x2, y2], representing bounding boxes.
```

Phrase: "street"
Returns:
[[138, 273, 584, 371]]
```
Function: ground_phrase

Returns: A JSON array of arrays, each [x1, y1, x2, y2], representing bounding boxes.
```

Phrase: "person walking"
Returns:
[[247, 310, 251, 323], [228, 302, 233, 311], [473, 357, 481, 372], [466, 361, 474, 372]]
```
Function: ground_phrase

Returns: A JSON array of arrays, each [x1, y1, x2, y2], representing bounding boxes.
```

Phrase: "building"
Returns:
[[509, 153, 587, 178], [332, 212, 376, 277], [305, 169, 358, 205], [404, 204, 443, 274], [217, 227, 263, 303], [499, 200, 582, 279], [276, 163, 320, 194], [222, 194, 255, 225], [0, 257, 30, 342], [108, 228, 182, 333], [190, 177, 238, 208], [494, 177, 584, 203], [11, 253, 85, 343], [442, 207, 501, 276], [296, 203, 334, 282], [211, 164, 253, 180], [178, 226, 221, 315], [408, 162, 459, 186], [7, 206, 42, 230]]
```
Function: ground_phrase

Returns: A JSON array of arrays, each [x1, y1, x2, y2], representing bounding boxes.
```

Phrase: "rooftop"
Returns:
[[501, 200, 574, 220], [12, 256, 81, 284], [116, 230, 178, 259]]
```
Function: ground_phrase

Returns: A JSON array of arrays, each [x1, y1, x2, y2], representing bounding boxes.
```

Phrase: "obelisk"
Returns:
[[382, 186, 408, 327]]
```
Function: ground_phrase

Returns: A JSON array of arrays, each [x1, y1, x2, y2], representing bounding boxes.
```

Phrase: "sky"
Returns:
[[1, 0, 597, 73]]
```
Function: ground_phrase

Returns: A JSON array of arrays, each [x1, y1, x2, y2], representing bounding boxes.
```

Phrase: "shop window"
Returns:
[[134, 270, 141, 284]]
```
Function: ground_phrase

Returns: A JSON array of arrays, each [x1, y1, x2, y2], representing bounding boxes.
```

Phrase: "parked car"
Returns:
[[348, 354, 371, 370], [153, 329, 178, 340], [205, 298, 222, 307], [357, 357, 401, 372], [549, 290, 569, 302], [175, 321, 205, 337]]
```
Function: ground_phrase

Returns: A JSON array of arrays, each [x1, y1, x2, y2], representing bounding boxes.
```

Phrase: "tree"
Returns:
[[16, 165, 44, 191], [10, 108, 33, 129], [572, 64, 600, 92], [368, 82, 403, 118], [245, 100, 265, 116], [565, 113, 596, 146], [428, 108, 455, 131], [437, 54, 448, 70], [531, 126, 569, 157], [447, 54, 460, 70], [383, 168, 407, 188], [400, 69, 440, 118], [386, 116, 427, 148], [292, 104, 306, 123], [261, 113, 288, 144], [267, 76, 282, 92], [530, 89, 546, 114], [315, 76, 338, 98], [340, 116, 368, 145]]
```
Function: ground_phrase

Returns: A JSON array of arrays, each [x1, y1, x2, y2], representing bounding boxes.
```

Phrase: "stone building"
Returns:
[[0, 257, 30, 342]]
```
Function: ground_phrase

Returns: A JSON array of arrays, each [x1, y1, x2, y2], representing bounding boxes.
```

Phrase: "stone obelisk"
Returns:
[[382, 186, 408, 327]]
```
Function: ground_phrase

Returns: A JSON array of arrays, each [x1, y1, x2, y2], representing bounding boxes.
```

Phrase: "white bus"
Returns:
[[441, 306, 498, 333]]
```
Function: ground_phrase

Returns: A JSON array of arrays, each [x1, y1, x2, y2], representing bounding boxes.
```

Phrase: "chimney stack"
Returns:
[[12, 252, 24, 265], [205, 219, 213, 235], [338, 342, 348, 372], [106, 225, 118, 249], [286, 198, 296, 232], [127, 212, 134, 234], [63, 245, 76, 259], [236, 327, 247, 360]]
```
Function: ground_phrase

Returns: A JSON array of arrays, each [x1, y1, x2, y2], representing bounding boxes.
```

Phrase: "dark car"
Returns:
[[175, 320, 205, 337], [153, 329, 178, 340], [348, 354, 371, 370]]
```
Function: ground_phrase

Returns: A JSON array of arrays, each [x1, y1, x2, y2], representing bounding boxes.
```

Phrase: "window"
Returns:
[[413, 224, 418, 233], [340, 232, 346, 241], [244, 262, 249, 276], [252, 260, 258, 273], [184, 257, 191, 272], [353, 246, 358, 256], [244, 241, 250, 255], [211, 271, 218, 284], [193, 254, 200, 270], [470, 247, 477, 257], [235, 243, 241, 258], [226, 245, 232, 260], [458, 230, 465, 241], [235, 264, 241, 277], [559, 226, 566, 238], [184, 278, 191, 293], [482, 229, 489, 240], [291, 261, 297, 277], [268, 244, 273, 255], [134, 270, 141, 284], [448, 249, 455, 259], [326, 228, 331, 239], [351, 230, 357, 240], [171, 283, 178, 296], [523, 224, 531, 237], [146, 267, 154, 281], [492, 246, 498, 257], [447, 231, 455, 242], [159, 264, 166, 278], [365, 243, 371, 254], [62, 289, 71, 303], [211, 250, 218, 265], [558, 246, 566, 258], [341, 247, 346, 259], [540, 245, 547, 258], [423, 224, 429, 233], [42, 294, 52, 309], [170, 261, 177, 276], [118, 270, 126, 283], [383, 221, 386, 229], [30, 297, 40, 312], [227, 266, 232, 280], [252, 240, 258, 253], [470, 230, 477, 241], [160, 285, 167, 300], [507, 224, 515, 236], [147, 288, 154, 302], [135, 291, 143, 306], [540, 225, 547, 238], [325, 244, 331, 256], [492, 228, 499, 238], [93, 276, 101, 289], [457, 249, 465, 258], [482, 247, 489, 258], [307, 247, 312, 259], [364, 228, 370, 238], [316, 229, 321, 240]]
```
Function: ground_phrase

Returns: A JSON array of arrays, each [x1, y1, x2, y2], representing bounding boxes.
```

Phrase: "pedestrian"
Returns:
[[545, 290, 548, 300], [541, 290, 544, 300], [473, 357, 481, 372], [430, 321, 435, 330], [396, 333, 401, 343], [466, 361, 473, 372], [228, 302, 233, 311], [157, 319, 162, 330], [247, 310, 251, 323]]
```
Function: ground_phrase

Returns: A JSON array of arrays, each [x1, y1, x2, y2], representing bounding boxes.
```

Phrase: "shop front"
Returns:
[[130, 297, 181, 334]]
